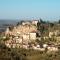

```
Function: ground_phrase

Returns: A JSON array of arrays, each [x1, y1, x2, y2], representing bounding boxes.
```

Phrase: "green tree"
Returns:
[[58, 20, 60, 24]]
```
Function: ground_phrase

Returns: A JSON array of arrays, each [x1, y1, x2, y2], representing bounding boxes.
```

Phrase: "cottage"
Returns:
[[30, 32, 36, 40], [32, 20, 38, 26], [22, 34, 29, 40], [5, 20, 37, 48], [22, 21, 31, 25], [5, 28, 10, 35]]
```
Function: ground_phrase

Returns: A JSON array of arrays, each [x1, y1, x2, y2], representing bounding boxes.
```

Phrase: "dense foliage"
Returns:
[[0, 42, 60, 60]]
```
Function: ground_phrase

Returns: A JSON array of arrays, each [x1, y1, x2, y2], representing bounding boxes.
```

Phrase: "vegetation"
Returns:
[[0, 19, 60, 60], [0, 43, 60, 60]]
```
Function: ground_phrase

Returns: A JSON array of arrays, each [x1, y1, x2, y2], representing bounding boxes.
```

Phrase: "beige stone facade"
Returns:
[[5, 21, 37, 48]]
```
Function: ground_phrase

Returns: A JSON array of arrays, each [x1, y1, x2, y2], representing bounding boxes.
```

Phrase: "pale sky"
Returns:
[[0, 0, 60, 21]]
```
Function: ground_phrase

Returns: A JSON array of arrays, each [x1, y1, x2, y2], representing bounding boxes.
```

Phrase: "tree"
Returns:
[[49, 23, 54, 27], [40, 18, 46, 24], [37, 20, 41, 30], [40, 18, 43, 23], [17, 22, 20, 26], [58, 20, 60, 24]]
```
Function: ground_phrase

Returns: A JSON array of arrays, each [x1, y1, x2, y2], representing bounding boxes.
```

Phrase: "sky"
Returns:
[[0, 0, 60, 21]]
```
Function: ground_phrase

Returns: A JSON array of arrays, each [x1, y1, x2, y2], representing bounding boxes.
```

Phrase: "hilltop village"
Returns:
[[1, 20, 60, 52]]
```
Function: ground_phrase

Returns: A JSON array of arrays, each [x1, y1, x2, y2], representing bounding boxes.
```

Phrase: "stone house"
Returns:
[[32, 20, 38, 26], [5, 21, 37, 48], [30, 32, 36, 40]]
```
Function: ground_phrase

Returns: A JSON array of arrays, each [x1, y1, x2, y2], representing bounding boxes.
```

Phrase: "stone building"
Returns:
[[5, 21, 37, 48]]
